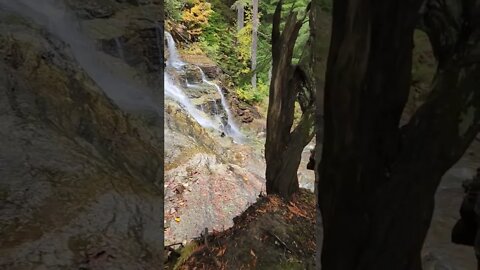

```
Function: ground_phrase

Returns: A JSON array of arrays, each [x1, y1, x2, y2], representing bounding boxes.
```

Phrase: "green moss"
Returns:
[[278, 260, 309, 270], [173, 242, 199, 270]]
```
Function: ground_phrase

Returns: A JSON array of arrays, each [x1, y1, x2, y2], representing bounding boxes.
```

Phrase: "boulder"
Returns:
[[184, 65, 203, 84], [78, 3, 164, 73], [198, 64, 222, 79], [65, 0, 115, 19]]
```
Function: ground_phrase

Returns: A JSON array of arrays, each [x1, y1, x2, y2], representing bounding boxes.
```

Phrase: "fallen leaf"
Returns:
[[175, 217, 181, 222], [217, 246, 227, 256], [287, 203, 308, 218]]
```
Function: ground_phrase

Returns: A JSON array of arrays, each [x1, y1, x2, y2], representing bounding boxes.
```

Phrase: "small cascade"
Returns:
[[165, 73, 219, 129], [211, 97, 219, 115], [164, 31, 244, 143], [196, 67, 243, 140], [186, 80, 202, 89], [164, 32, 185, 69]]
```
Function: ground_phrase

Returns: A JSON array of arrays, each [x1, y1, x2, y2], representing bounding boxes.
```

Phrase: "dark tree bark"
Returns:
[[312, 0, 480, 269], [265, 1, 314, 199]]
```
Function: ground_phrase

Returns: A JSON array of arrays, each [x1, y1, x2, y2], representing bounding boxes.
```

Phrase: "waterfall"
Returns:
[[196, 67, 243, 140], [164, 32, 184, 69], [0, 0, 160, 114], [164, 73, 220, 130], [164, 31, 244, 143]]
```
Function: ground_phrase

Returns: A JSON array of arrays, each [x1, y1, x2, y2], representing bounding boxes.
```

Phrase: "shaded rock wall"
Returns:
[[0, 10, 163, 270]]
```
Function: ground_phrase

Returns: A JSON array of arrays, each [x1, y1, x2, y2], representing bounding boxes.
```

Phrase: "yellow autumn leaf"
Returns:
[[181, 0, 213, 37]]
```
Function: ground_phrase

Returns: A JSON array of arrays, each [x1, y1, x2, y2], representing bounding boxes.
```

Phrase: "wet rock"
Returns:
[[0, 12, 162, 269], [66, 0, 115, 19], [164, 101, 224, 167], [166, 66, 228, 119], [184, 65, 203, 84], [78, 3, 163, 74], [122, 27, 163, 71], [100, 37, 127, 59], [198, 65, 222, 79], [192, 97, 223, 116], [168, 64, 205, 88]]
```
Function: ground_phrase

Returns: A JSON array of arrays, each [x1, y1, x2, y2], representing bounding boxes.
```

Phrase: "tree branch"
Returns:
[[401, 0, 480, 180]]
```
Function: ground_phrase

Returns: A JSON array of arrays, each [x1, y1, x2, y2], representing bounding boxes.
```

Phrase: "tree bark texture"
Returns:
[[312, 0, 480, 269], [265, 1, 315, 199]]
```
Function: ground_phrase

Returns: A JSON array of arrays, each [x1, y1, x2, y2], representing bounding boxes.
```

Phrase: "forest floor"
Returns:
[[165, 189, 316, 270], [166, 140, 479, 270], [421, 140, 480, 269]]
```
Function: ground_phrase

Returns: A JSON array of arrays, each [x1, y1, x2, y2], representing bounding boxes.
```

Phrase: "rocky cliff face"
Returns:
[[70, 0, 164, 74], [0, 7, 163, 270]]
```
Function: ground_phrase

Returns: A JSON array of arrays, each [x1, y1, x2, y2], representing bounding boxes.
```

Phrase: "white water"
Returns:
[[164, 32, 244, 142], [163, 32, 219, 129], [0, 0, 160, 113], [164, 32, 185, 69], [164, 73, 220, 130], [196, 67, 243, 140]]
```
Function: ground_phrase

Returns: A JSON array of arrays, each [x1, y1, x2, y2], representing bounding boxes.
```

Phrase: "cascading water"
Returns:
[[0, 0, 160, 114], [164, 32, 185, 69], [164, 73, 220, 130], [196, 67, 243, 139], [164, 31, 244, 143]]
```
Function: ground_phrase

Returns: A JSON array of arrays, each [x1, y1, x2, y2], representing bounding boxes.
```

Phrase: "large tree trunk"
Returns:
[[315, 1, 423, 267], [265, 1, 314, 199], [313, 0, 480, 269]]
